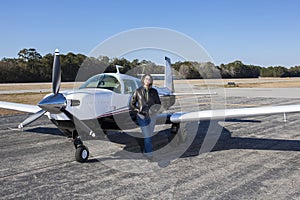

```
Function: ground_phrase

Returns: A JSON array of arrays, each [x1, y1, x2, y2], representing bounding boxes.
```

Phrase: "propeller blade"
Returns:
[[52, 49, 61, 94], [18, 109, 47, 128], [61, 108, 96, 138]]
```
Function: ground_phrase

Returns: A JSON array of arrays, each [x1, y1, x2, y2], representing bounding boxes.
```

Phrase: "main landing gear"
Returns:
[[72, 130, 89, 163], [169, 123, 188, 145]]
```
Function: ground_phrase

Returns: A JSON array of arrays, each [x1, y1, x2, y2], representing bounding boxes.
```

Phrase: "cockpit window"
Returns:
[[79, 74, 121, 93], [79, 74, 103, 89]]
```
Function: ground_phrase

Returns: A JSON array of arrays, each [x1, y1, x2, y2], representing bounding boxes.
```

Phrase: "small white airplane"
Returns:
[[1, 49, 300, 163]]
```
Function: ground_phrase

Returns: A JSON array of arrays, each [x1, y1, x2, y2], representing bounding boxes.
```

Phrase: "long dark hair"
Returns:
[[141, 74, 153, 88]]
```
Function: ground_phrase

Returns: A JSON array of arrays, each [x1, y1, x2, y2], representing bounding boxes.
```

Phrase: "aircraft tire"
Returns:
[[75, 145, 89, 163], [170, 123, 180, 134]]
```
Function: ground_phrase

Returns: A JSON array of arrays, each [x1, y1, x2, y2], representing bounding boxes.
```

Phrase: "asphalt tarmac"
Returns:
[[1, 94, 300, 199]]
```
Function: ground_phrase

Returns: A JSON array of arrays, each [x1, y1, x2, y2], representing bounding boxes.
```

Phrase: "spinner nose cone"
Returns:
[[38, 93, 66, 114]]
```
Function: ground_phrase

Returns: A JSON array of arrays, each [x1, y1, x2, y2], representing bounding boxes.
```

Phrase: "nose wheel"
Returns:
[[75, 145, 89, 163], [73, 130, 89, 163]]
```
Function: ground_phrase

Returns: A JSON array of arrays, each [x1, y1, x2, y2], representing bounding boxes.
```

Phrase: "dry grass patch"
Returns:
[[0, 82, 79, 91]]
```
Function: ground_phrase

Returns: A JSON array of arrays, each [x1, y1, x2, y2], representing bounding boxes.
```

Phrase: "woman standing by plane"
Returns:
[[130, 74, 161, 161]]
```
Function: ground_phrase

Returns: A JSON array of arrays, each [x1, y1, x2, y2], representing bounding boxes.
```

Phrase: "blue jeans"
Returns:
[[137, 114, 156, 156]]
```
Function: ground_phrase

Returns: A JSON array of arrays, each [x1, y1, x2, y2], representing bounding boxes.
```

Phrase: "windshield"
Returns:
[[79, 74, 121, 93]]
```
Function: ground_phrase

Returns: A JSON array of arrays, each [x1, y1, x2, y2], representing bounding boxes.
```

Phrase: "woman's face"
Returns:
[[143, 75, 152, 87]]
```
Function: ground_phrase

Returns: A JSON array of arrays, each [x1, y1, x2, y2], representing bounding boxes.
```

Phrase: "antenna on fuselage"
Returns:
[[116, 65, 123, 74]]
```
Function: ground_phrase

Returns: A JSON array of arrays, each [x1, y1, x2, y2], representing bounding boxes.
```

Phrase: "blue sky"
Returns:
[[1, 0, 300, 67]]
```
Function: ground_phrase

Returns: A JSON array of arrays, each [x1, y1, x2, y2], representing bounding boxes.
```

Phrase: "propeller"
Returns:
[[61, 108, 96, 137], [18, 49, 65, 128], [52, 49, 61, 94], [18, 109, 46, 128], [18, 49, 95, 137]]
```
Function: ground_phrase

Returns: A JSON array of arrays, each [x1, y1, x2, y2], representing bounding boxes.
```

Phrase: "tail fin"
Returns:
[[164, 57, 174, 93]]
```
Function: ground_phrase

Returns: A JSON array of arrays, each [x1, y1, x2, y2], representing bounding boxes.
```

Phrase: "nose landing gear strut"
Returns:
[[72, 130, 89, 163]]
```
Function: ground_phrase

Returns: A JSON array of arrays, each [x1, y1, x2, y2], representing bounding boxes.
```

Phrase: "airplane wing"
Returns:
[[168, 104, 300, 123], [0, 101, 41, 113], [173, 92, 217, 96]]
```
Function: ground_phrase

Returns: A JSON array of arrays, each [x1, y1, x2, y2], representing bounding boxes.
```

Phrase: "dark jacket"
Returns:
[[130, 86, 161, 117]]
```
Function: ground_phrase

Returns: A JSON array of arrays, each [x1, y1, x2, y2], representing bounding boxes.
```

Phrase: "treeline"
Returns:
[[0, 48, 165, 83], [1, 48, 300, 83]]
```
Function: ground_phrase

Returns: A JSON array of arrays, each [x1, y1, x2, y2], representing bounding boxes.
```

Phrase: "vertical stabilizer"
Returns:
[[164, 57, 174, 92]]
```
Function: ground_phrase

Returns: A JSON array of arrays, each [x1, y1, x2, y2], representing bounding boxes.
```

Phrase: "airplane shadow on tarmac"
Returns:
[[107, 120, 300, 160], [26, 119, 300, 162], [179, 120, 300, 158], [28, 127, 65, 136]]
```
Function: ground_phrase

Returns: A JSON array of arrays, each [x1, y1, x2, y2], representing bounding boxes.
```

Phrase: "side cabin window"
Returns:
[[124, 79, 137, 94], [79, 74, 121, 93], [99, 75, 121, 93]]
